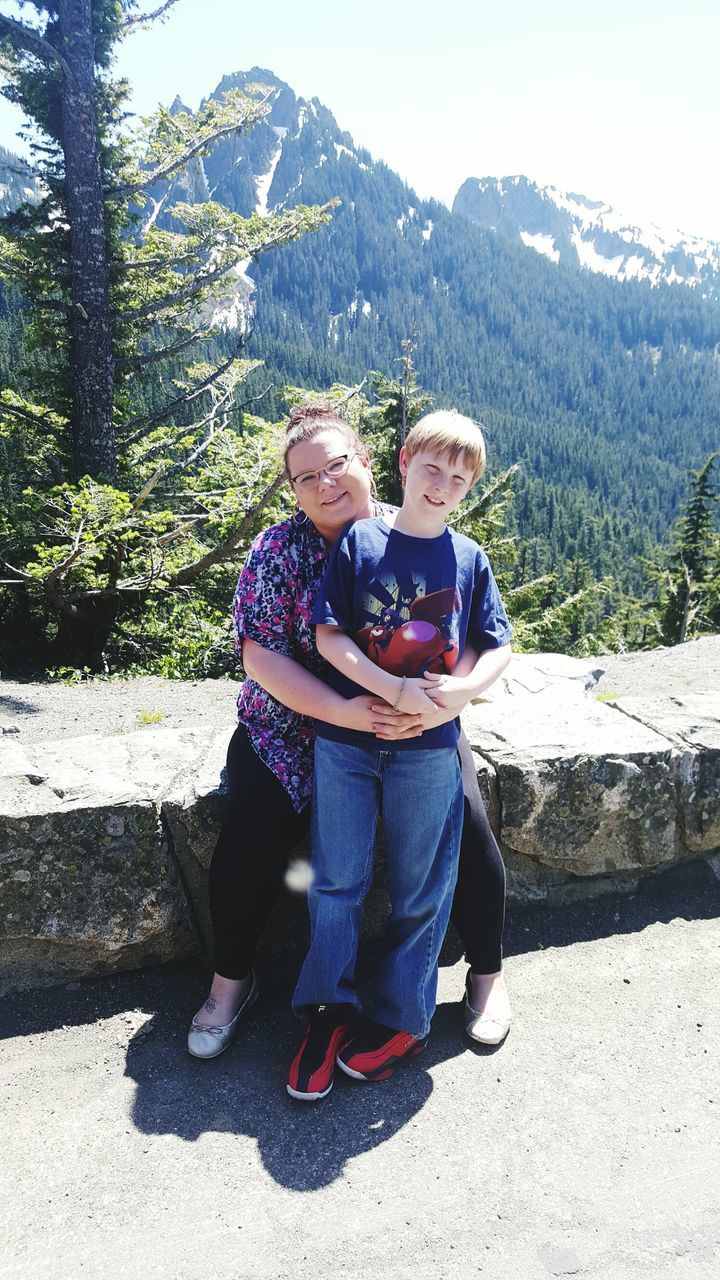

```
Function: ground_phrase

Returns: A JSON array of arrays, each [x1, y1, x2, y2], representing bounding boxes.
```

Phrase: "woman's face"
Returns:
[[286, 429, 374, 542]]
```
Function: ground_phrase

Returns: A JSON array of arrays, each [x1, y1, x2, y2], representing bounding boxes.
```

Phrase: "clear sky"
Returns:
[[1, 0, 718, 240]]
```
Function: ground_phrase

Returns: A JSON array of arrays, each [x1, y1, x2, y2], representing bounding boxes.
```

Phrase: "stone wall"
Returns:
[[1, 643, 719, 993]]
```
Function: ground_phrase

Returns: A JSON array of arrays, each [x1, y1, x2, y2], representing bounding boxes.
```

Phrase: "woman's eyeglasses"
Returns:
[[290, 453, 359, 490]]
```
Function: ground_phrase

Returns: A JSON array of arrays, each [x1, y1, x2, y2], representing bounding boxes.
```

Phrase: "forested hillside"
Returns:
[[142, 69, 720, 593], [1, 53, 717, 675]]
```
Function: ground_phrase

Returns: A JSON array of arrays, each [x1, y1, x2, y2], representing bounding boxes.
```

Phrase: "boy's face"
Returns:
[[398, 445, 475, 524]]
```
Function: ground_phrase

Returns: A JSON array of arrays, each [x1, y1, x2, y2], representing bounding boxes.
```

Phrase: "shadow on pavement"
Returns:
[[2, 860, 716, 1188], [120, 945, 476, 1191], [2, 855, 717, 1041], [0, 692, 40, 716], [125, 997, 443, 1191]]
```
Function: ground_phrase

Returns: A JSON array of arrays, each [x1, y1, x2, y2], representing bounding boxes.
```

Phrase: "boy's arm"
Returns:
[[419, 542, 513, 711], [419, 644, 512, 710], [316, 624, 437, 714]]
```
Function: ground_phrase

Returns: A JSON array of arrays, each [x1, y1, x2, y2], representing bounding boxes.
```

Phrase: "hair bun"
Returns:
[[286, 402, 337, 433]]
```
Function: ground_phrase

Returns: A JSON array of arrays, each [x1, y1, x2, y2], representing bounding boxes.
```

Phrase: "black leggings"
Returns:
[[208, 724, 506, 980]]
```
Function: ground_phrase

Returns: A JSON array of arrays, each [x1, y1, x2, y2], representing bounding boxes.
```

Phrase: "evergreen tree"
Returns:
[[0, 4, 331, 672], [362, 340, 433, 506], [656, 453, 719, 644]]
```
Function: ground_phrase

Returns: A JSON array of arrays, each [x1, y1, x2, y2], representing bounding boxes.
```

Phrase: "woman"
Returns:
[[188, 403, 513, 1058]]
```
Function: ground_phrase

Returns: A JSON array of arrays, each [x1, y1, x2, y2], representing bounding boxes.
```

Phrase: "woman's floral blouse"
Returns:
[[232, 504, 391, 812]]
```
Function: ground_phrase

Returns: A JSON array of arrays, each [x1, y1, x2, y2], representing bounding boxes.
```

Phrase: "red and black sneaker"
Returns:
[[336, 1020, 429, 1082], [287, 1008, 352, 1102]]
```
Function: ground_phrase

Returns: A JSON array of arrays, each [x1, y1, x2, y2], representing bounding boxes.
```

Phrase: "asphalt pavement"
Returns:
[[2, 861, 719, 1280]]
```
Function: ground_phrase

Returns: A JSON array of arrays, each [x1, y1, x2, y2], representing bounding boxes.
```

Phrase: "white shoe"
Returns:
[[187, 972, 259, 1059], [463, 972, 511, 1046]]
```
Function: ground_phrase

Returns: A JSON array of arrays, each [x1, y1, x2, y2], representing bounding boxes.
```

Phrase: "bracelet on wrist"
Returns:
[[392, 676, 408, 710]]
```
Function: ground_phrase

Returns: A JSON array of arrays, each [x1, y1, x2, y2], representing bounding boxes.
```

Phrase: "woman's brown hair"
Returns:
[[283, 402, 368, 477]]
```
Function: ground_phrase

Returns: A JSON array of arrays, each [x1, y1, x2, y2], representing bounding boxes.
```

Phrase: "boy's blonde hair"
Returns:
[[403, 410, 486, 486]]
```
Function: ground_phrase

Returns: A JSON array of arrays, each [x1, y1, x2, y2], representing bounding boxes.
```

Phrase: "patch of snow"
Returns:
[[328, 313, 340, 343], [571, 228, 625, 277], [550, 187, 612, 229], [143, 194, 168, 234], [520, 230, 559, 263], [209, 258, 256, 332], [272, 126, 288, 139], [296, 106, 307, 131], [347, 295, 372, 319], [621, 254, 649, 281], [254, 141, 283, 216], [22, 185, 36, 199], [334, 142, 354, 160], [397, 214, 407, 232], [422, 220, 434, 241], [543, 182, 719, 274], [317, 153, 328, 167]]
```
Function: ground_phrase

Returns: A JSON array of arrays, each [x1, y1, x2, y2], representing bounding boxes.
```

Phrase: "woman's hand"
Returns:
[[341, 695, 423, 739], [418, 671, 472, 712], [371, 701, 424, 740]]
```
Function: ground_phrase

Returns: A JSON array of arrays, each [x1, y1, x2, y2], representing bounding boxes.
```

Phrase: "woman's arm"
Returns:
[[242, 638, 423, 737]]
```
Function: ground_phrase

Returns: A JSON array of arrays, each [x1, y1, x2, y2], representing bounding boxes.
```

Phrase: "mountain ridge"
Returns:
[[453, 175, 720, 295], [1, 69, 719, 597]]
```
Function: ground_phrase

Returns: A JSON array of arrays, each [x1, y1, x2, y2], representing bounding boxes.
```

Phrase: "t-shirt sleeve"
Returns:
[[467, 550, 513, 651], [232, 526, 295, 659], [310, 531, 356, 630]]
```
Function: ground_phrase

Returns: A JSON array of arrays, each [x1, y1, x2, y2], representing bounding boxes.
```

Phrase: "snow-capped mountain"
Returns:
[[2, 68, 719, 576], [453, 176, 720, 296], [148, 68, 392, 334], [0, 145, 43, 215]]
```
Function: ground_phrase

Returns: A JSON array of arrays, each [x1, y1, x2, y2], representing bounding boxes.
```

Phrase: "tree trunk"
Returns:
[[56, 0, 116, 482]]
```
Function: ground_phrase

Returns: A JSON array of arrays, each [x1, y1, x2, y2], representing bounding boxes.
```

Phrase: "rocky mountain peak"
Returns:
[[453, 175, 720, 296]]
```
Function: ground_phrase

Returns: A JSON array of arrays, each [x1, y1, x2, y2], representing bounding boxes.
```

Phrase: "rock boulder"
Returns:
[[1, 644, 719, 991]]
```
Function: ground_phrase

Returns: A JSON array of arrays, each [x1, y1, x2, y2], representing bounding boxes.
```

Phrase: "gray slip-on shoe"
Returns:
[[187, 972, 259, 1059]]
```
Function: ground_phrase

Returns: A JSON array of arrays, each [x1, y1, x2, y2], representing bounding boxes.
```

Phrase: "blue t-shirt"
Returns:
[[311, 516, 512, 749]]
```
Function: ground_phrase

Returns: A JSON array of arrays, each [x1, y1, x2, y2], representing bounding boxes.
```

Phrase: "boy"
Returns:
[[288, 411, 512, 1101]]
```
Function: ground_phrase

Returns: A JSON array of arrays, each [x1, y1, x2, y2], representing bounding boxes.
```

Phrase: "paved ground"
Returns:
[[2, 864, 719, 1280]]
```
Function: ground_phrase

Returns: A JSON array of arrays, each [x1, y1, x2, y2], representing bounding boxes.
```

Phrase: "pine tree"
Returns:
[[0, 3, 332, 671], [657, 452, 719, 644]]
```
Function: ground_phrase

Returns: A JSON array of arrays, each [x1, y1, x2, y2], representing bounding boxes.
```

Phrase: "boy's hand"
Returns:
[[397, 677, 439, 715], [418, 671, 471, 711]]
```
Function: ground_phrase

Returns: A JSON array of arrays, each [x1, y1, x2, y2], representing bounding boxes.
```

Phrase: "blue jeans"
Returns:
[[292, 738, 463, 1038]]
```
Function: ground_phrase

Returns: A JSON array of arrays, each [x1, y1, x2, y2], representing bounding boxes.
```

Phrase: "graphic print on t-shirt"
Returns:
[[355, 566, 462, 677]]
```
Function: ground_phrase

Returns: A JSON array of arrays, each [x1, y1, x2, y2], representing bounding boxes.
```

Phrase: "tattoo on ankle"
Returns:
[[204, 994, 218, 1013]]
